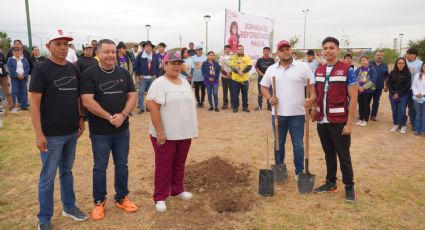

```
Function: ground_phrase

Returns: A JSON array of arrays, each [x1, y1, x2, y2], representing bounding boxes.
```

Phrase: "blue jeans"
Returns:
[[11, 78, 28, 109], [38, 131, 78, 224], [138, 78, 153, 111], [371, 88, 382, 117], [231, 80, 249, 109], [389, 94, 408, 126], [206, 84, 219, 108], [90, 129, 130, 203], [272, 115, 305, 175], [414, 101, 425, 134]]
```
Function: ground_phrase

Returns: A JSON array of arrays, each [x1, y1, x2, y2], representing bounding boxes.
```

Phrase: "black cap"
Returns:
[[406, 48, 418, 55], [142, 40, 155, 48], [306, 50, 315, 55]]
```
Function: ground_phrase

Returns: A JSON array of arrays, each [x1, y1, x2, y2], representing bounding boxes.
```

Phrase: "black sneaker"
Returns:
[[200, 102, 205, 108], [38, 223, 52, 230], [242, 108, 250, 112], [233, 108, 238, 113], [214, 108, 219, 112], [208, 107, 213, 111], [197, 103, 202, 108], [254, 106, 262, 111], [138, 110, 144, 114], [345, 185, 356, 203], [62, 207, 88, 221], [314, 181, 338, 193], [222, 105, 228, 110]]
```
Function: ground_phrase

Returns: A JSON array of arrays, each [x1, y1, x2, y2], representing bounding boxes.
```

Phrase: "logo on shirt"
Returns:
[[54, 76, 75, 87], [335, 70, 344, 76], [99, 79, 124, 94]]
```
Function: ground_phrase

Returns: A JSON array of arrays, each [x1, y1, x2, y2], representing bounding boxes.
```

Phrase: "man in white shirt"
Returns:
[[66, 44, 78, 64], [260, 40, 316, 179]]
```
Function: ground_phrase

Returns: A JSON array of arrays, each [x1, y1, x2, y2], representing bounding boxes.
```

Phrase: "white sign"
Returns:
[[224, 9, 274, 61]]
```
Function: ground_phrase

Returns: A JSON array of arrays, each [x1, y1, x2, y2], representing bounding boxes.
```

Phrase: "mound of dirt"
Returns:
[[185, 156, 256, 213]]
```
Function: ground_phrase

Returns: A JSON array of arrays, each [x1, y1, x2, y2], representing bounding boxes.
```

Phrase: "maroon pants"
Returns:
[[150, 135, 192, 201]]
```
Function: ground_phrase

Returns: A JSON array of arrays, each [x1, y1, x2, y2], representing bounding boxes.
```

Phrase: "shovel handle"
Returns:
[[305, 78, 310, 169], [272, 76, 279, 151]]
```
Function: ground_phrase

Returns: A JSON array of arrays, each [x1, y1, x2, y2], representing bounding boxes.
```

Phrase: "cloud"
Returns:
[[2, 0, 424, 51]]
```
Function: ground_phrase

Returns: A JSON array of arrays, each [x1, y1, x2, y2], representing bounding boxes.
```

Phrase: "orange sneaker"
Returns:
[[91, 200, 106, 220], [115, 196, 138, 212]]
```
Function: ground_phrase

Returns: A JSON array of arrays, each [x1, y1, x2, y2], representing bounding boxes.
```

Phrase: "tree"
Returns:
[[289, 35, 300, 48], [408, 38, 425, 61], [0, 32, 12, 53]]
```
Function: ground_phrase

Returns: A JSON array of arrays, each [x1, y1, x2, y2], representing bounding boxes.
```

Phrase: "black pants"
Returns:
[[221, 77, 233, 106], [408, 89, 416, 126], [194, 81, 205, 104], [257, 76, 271, 109], [358, 93, 373, 121], [317, 123, 354, 186]]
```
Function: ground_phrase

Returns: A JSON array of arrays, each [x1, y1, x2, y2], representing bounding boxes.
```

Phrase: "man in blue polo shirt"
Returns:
[[369, 50, 389, 121]]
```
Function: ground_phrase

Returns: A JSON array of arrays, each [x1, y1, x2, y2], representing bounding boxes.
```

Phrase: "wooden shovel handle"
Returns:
[[305, 78, 310, 160], [272, 76, 279, 151]]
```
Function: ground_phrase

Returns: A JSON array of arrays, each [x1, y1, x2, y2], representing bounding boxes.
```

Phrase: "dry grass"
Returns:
[[0, 85, 425, 230]]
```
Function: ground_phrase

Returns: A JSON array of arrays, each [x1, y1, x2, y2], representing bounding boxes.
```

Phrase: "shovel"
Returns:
[[258, 135, 274, 197], [270, 76, 287, 183], [298, 78, 316, 193]]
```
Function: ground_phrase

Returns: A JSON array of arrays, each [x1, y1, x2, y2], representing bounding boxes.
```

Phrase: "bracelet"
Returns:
[[157, 131, 164, 136], [120, 112, 127, 118]]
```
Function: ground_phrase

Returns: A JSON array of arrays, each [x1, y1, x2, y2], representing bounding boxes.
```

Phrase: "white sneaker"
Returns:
[[155, 201, 167, 212], [175, 191, 193, 200], [295, 175, 299, 181], [390, 125, 398, 132], [400, 126, 407, 134], [360, 121, 368, 127], [10, 108, 20, 113], [356, 120, 362, 126]]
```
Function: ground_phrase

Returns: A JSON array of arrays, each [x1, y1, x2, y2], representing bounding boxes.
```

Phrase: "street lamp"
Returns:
[[302, 9, 309, 50], [145, 24, 151, 40], [204, 15, 211, 53], [399, 33, 404, 57]]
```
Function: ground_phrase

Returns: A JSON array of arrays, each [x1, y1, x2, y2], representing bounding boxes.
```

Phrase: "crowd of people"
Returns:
[[0, 28, 424, 230]]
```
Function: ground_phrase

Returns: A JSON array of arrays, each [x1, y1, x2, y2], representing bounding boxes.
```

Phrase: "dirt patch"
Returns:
[[185, 156, 256, 213]]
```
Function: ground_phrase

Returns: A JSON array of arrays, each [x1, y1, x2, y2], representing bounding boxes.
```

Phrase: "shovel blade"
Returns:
[[297, 172, 316, 194], [272, 164, 288, 183], [258, 169, 274, 197]]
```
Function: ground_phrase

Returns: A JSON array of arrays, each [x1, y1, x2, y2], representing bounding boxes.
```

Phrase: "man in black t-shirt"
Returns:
[[255, 47, 275, 111], [29, 29, 87, 230], [80, 39, 138, 220]]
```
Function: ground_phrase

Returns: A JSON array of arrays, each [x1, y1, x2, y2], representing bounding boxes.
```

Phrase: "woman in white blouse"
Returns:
[[147, 50, 198, 212], [412, 62, 425, 136]]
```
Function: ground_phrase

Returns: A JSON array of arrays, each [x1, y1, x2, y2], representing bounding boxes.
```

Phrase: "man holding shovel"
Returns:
[[310, 37, 358, 203], [260, 40, 316, 181]]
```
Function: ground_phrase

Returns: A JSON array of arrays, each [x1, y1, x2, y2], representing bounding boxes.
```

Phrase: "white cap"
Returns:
[[83, 43, 92, 49], [46, 29, 73, 43]]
